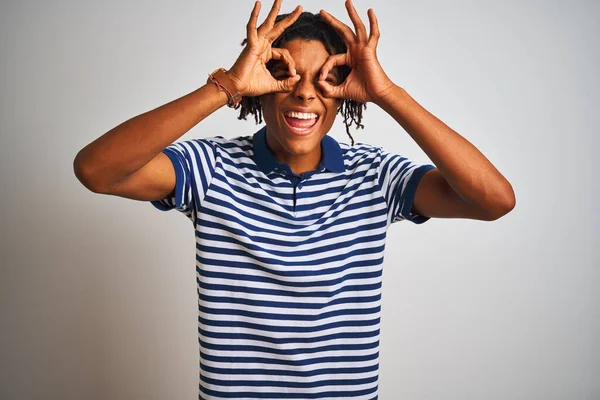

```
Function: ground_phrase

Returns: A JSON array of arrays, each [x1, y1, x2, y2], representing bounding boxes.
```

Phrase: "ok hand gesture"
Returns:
[[318, 0, 395, 103], [226, 0, 302, 97]]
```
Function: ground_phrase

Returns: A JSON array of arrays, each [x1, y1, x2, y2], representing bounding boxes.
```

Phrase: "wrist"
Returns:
[[204, 80, 230, 107], [372, 83, 404, 107], [207, 68, 242, 108]]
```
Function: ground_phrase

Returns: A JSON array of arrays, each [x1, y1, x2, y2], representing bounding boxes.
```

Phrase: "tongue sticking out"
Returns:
[[285, 116, 318, 129]]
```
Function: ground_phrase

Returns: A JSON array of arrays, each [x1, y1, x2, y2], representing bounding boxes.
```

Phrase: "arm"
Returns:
[[73, 0, 302, 200], [319, 0, 515, 221], [375, 86, 515, 221], [73, 83, 229, 197]]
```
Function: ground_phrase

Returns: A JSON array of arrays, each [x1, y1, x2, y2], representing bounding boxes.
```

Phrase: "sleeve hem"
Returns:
[[401, 164, 436, 224], [150, 148, 185, 211]]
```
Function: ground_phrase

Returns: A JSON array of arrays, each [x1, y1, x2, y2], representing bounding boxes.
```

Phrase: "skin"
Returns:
[[316, 1, 516, 220], [260, 40, 342, 174], [224, 0, 397, 175], [223, 0, 515, 220], [74, 0, 514, 222]]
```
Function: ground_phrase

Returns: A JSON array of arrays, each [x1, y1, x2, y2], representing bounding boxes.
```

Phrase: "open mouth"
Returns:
[[283, 111, 320, 135]]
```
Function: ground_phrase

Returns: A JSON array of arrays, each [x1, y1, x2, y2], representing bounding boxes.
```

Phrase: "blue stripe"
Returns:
[[199, 361, 379, 377], [197, 280, 382, 299], [199, 351, 379, 366], [198, 305, 381, 322], [197, 328, 380, 345], [199, 374, 378, 388], [197, 292, 381, 310], [199, 339, 379, 356], [197, 316, 380, 333], [196, 269, 382, 289], [199, 385, 378, 399]]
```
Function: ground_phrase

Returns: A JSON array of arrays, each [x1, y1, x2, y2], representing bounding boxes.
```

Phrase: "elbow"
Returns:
[[73, 151, 109, 194], [486, 184, 516, 221]]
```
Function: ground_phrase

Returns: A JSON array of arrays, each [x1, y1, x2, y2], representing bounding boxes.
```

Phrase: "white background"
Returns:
[[1, 0, 598, 399]]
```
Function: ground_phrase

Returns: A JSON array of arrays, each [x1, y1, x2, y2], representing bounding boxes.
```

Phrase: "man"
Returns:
[[74, 0, 515, 398]]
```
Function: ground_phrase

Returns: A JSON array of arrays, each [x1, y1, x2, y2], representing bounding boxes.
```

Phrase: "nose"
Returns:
[[293, 76, 317, 102]]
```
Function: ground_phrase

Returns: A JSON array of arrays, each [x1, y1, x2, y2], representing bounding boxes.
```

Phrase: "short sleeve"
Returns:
[[150, 138, 217, 223], [378, 150, 436, 225]]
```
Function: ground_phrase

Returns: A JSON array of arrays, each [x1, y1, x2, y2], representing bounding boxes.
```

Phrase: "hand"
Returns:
[[225, 0, 302, 97], [318, 0, 395, 103]]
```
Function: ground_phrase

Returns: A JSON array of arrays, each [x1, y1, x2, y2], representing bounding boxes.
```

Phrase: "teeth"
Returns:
[[284, 111, 318, 120]]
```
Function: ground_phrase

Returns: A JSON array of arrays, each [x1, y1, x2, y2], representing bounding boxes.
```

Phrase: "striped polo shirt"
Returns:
[[151, 126, 436, 400]]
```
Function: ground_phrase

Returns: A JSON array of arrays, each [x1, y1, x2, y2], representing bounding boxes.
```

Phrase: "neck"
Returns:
[[266, 132, 321, 175]]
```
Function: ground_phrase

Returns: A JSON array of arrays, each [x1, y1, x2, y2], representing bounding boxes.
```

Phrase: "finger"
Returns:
[[266, 5, 302, 42], [246, 1, 261, 44], [318, 79, 344, 99], [319, 9, 356, 45], [367, 8, 380, 47], [271, 48, 296, 76], [319, 53, 348, 82], [275, 74, 301, 92], [345, 0, 367, 42], [257, 0, 282, 36]]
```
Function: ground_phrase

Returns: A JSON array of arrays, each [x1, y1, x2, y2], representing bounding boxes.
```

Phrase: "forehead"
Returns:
[[274, 39, 331, 71]]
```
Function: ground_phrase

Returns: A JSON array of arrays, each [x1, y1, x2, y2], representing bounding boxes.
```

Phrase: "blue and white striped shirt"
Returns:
[[151, 126, 436, 400]]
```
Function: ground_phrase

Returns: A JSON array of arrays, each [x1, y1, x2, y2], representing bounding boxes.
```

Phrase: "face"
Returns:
[[260, 39, 341, 174]]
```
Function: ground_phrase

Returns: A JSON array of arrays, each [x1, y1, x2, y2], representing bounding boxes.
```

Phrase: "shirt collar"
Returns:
[[252, 125, 345, 175]]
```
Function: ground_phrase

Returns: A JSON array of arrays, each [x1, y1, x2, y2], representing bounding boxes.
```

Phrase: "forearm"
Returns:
[[74, 82, 228, 190], [375, 84, 514, 209]]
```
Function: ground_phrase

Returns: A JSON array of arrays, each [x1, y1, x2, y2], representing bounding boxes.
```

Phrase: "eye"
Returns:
[[274, 73, 290, 81], [271, 70, 289, 80]]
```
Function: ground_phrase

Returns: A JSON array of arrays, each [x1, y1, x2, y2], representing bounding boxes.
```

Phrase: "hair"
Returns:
[[236, 11, 366, 146]]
